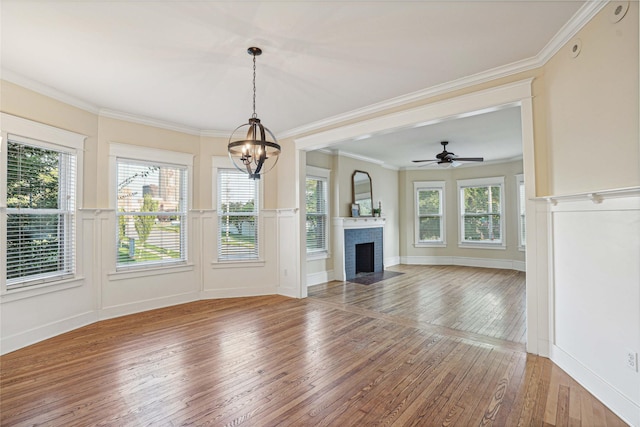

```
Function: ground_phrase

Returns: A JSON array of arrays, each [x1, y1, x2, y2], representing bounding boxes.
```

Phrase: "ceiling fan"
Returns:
[[412, 141, 484, 167]]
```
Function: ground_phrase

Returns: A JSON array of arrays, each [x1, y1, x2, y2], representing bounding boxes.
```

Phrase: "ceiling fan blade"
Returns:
[[412, 159, 438, 163], [454, 157, 484, 162], [451, 160, 463, 167]]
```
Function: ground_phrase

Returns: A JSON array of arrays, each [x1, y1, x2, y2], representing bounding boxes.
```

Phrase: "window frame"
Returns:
[[457, 176, 506, 249], [109, 143, 193, 272], [306, 166, 331, 259], [212, 156, 264, 265], [516, 174, 526, 251], [1, 113, 85, 294], [414, 180, 446, 247]]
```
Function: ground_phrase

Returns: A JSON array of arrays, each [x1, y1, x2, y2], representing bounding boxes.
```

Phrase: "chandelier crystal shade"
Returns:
[[228, 47, 281, 180]]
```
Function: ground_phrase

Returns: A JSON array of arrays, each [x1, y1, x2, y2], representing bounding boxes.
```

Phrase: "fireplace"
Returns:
[[355, 242, 374, 274], [333, 217, 385, 282], [343, 226, 383, 280]]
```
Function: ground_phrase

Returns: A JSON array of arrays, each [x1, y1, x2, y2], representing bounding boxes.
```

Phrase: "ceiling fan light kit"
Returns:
[[412, 141, 484, 167]]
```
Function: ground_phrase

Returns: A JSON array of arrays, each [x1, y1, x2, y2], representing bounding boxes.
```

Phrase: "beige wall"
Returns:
[[0, 81, 100, 206], [543, 1, 639, 195], [334, 155, 400, 264], [400, 160, 525, 262]]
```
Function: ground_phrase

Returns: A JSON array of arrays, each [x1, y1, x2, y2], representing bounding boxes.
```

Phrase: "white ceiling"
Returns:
[[1, 1, 587, 165], [329, 105, 524, 169]]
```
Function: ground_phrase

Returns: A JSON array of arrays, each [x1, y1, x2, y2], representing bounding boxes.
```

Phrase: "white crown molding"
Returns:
[[98, 109, 203, 136], [280, 55, 540, 140], [536, 1, 608, 64], [1, 68, 100, 114], [200, 129, 231, 138], [334, 149, 400, 171], [2, 1, 605, 142], [279, 1, 606, 140]]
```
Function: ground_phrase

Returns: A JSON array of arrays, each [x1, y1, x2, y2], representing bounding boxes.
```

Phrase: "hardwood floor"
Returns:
[[0, 268, 627, 426], [308, 265, 527, 344]]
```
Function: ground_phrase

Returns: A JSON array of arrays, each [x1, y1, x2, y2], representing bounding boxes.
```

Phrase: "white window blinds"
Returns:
[[6, 139, 76, 288], [218, 168, 259, 260], [306, 176, 328, 253], [116, 159, 187, 269]]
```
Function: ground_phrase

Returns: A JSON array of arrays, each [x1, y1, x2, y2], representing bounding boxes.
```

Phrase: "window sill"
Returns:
[[414, 242, 447, 248], [307, 251, 330, 261], [108, 263, 194, 281], [1, 276, 85, 303], [519, 246, 526, 252], [211, 259, 266, 269], [458, 242, 506, 250]]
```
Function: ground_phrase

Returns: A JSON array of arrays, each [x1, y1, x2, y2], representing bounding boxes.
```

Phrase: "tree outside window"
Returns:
[[458, 177, 505, 247], [217, 168, 259, 260], [5, 141, 76, 286], [116, 159, 187, 268]]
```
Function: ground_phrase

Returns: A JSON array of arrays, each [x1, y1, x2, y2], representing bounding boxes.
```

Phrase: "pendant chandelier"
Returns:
[[227, 47, 281, 180]]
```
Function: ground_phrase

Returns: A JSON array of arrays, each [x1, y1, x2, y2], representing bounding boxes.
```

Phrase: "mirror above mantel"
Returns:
[[352, 170, 373, 216]]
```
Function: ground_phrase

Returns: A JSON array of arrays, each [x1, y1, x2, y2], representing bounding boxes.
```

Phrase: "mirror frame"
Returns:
[[352, 170, 373, 216]]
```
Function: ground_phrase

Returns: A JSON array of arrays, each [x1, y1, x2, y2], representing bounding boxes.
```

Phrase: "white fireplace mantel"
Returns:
[[334, 216, 386, 229], [333, 217, 386, 281]]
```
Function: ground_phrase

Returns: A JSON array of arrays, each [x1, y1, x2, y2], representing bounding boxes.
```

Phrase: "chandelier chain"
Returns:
[[252, 53, 257, 118]]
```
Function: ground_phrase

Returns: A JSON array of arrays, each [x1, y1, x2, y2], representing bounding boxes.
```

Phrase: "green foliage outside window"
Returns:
[[417, 189, 441, 241], [134, 194, 159, 253], [6, 142, 73, 282], [462, 185, 501, 242]]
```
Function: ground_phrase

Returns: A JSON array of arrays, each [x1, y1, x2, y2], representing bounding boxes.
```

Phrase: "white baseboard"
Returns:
[[1, 310, 97, 355], [384, 256, 401, 267], [201, 286, 277, 299], [277, 286, 300, 298], [550, 345, 640, 427], [400, 255, 526, 271], [306, 270, 335, 287], [99, 292, 199, 320]]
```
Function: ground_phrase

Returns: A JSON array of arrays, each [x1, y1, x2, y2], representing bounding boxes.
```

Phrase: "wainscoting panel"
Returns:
[[277, 209, 300, 297], [0, 210, 99, 355], [548, 189, 640, 426]]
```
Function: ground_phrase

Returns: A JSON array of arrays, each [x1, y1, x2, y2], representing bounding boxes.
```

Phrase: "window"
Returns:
[[458, 176, 505, 247], [112, 144, 191, 270], [2, 113, 84, 290], [516, 174, 526, 249], [217, 168, 259, 261], [414, 181, 445, 246], [306, 166, 330, 257]]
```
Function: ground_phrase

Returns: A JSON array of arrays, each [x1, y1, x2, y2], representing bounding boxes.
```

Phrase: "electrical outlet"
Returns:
[[625, 349, 638, 372]]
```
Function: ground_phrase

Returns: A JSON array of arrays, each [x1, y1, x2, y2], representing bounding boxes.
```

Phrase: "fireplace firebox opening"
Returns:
[[355, 242, 375, 275]]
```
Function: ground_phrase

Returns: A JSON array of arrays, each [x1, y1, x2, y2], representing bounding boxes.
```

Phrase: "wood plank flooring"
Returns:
[[309, 265, 526, 344], [0, 267, 627, 426]]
